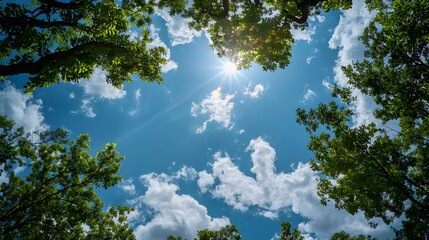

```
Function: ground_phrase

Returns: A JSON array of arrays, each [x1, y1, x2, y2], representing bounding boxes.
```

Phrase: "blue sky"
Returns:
[[0, 0, 401, 239]]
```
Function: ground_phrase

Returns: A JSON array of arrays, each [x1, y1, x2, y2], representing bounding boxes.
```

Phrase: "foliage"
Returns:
[[0, 116, 135, 239], [330, 231, 376, 240], [278, 222, 304, 240], [195, 225, 241, 240], [167, 222, 308, 240], [297, 0, 429, 238], [164, 0, 353, 71], [167, 225, 241, 240], [0, 0, 167, 92]]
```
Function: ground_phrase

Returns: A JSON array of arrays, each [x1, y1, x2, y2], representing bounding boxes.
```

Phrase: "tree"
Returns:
[[0, 0, 167, 92], [330, 231, 376, 240], [297, 0, 428, 238], [278, 222, 304, 240], [175, 0, 352, 71], [166, 222, 307, 240], [0, 116, 135, 239], [167, 225, 241, 240]]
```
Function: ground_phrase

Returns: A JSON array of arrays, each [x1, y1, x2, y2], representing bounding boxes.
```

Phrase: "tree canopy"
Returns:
[[0, 116, 135, 239], [0, 0, 354, 92], [179, 0, 352, 71], [297, 0, 429, 238], [166, 222, 376, 240], [166, 222, 303, 240], [0, 0, 167, 92]]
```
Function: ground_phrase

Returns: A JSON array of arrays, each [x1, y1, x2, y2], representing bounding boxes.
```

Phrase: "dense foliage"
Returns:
[[0, 0, 167, 92], [166, 222, 304, 240], [0, 116, 134, 239], [165, 0, 352, 71], [166, 222, 376, 240], [297, 0, 429, 238]]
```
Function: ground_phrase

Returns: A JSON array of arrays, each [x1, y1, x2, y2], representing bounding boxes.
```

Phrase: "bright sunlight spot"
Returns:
[[222, 61, 238, 74]]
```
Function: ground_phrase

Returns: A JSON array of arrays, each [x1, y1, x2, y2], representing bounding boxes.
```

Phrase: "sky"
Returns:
[[0, 0, 402, 239]]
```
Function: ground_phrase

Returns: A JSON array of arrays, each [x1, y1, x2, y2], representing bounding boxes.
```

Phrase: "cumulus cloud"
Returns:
[[328, 0, 376, 126], [155, 8, 202, 46], [199, 137, 396, 239], [77, 68, 127, 117], [191, 87, 235, 133], [0, 82, 48, 132], [291, 26, 316, 43], [197, 170, 215, 193], [130, 168, 229, 240], [80, 68, 126, 100], [243, 84, 264, 99], [301, 89, 316, 103]]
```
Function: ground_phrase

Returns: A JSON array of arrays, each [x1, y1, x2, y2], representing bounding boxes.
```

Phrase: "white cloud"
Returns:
[[77, 68, 127, 118], [191, 87, 235, 133], [147, 25, 178, 73], [328, 0, 376, 126], [128, 89, 142, 116], [199, 137, 396, 239], [81, 98, 96, 118], [129, 110, 138, 116], [80, 68, 126, 100], [155, 8, 202, 46], [0, 165, 25, 184], [322, 80, 333, 90], [174, 165, 197, 181], [238, 129, 245, 135], [69, 92, 75, 99], [291, 26, 316, 43], [135, 89, 142, 102], [309, 15, 326, 23], [131, 169, 230, 240], [306, 56, 315, 64], [197, 170, 215, 193], [0, 82, 48, 132], [243, 84, 264, 99], [301, 89, 316, 103], [119, 179, 136, 195]]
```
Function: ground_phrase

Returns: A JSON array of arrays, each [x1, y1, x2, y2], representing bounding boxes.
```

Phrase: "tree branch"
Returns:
[[200, 0, 229, 19], [38, 0, 84, 10], [0, 16, 79, 29], [283, 0, 325, 24], [0, 41, 126, 76]]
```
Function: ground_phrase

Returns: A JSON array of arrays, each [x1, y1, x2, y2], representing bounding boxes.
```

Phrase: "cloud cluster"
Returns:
[[79, 68, 127, 100], [198, 137, 396, 239], [123, 167, 229, 240], [77, 68, 127, 118], [191, 87, 235, 133], [155, 9, 202, 46], [0, 83, 48, 132], [328, 0, 376, 126], [291, 26, 316, 43], [243, 84, 264, 99]]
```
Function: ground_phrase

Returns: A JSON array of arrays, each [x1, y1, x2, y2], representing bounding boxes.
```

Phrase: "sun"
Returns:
[[222, 61, 238, 75]]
